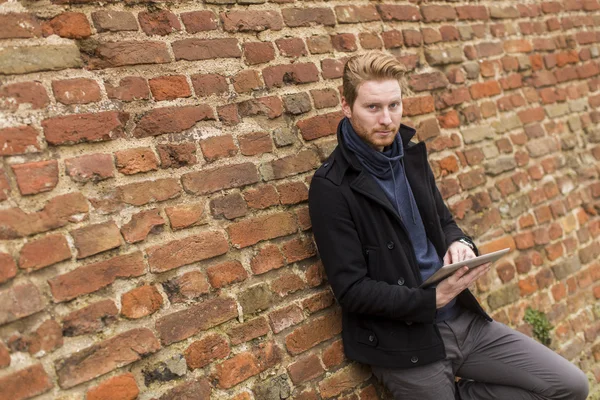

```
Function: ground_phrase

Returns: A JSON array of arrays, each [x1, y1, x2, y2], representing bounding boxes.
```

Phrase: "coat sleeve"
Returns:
[[309, 175, 438, 323]]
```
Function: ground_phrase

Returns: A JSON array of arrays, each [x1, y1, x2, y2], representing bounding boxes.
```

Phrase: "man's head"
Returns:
[[341, 52, 406, 151]]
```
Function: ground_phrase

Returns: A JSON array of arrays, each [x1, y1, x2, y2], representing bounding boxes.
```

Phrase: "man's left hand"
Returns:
[[443, 241, 476, 265]]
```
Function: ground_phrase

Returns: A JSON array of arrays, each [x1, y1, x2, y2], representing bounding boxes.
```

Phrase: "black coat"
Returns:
[[308, 122, 491, 368]]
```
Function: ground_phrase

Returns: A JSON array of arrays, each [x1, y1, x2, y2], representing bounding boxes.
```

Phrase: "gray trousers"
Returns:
[[371, 309, 589, 400]]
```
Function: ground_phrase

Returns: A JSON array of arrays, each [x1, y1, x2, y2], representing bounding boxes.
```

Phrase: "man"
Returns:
[[308, 52, 589, 399]]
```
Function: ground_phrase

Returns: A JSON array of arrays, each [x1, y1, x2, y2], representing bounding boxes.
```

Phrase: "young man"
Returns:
[[308, 52, 589, 399]]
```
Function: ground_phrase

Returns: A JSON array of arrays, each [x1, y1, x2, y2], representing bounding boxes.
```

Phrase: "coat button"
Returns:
[[397, 277, 405, 285], [411, 356, 419, 363], [406, 321, 413, 326], [368, 335, 374, 342], [387, 241, 395, 249]]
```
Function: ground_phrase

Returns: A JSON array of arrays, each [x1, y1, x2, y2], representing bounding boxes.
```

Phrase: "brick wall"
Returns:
[[0, 0, 599, 399]]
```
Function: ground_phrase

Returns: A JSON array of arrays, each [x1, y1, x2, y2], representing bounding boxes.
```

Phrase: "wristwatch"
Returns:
[[457, 237, 479, 256]]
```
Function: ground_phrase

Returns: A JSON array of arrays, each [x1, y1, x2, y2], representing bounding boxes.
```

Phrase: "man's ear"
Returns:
[[341, 97, 352, 119]]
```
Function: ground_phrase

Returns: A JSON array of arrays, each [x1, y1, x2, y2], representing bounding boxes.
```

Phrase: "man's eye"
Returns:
[[368, 105, 377, 110], [390, 103, 398, 108]]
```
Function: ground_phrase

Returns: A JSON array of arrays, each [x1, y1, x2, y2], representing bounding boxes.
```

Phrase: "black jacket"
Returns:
[[308, 122, 491, 368]]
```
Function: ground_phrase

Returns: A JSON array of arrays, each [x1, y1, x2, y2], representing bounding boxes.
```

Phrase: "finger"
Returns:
[[443, 251, 451, 265]]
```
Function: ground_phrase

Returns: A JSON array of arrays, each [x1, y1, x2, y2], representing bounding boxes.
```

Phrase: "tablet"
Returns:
[[419, 248, 511, 288]]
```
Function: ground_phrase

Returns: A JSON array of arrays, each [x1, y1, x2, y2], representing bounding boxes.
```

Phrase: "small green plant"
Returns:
[[523, 308, 552, 347]]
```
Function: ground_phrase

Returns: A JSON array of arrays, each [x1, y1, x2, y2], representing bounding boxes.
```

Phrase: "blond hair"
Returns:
[[342, 51, 406, 109]]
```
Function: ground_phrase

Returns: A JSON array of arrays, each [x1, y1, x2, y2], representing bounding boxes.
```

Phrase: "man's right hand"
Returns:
[[435, 263, 491, 309]]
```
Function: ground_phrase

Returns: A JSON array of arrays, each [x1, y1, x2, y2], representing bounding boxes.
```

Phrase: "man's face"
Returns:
[[342, 79, 403, 152]]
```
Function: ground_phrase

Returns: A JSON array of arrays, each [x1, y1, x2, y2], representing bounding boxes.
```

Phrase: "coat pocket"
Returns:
[[364, 246, 379, 280]]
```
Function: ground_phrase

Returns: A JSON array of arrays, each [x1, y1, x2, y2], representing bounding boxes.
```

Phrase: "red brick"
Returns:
[[0, 82, 48, 111], [238, 96, 283, 119], [319, 363, 371, 398], [149, 75, 191, 101], [18, 234, 70, 271], [165, 202, 207, 231], [277, 181, 309, 205], [28, 319, 64, 355], [121, 285, 163, 319], [0, 125, 40, 156], [331, 33, 357, 52], [87, 373, 139, 400], [115, 147, 158, 175], [335, 5, 380, 23], [207, 260, 248, 288], [379, 30, 403, 49], [182, 162, 258, 195], [155, 378, 211, 400], [232, 70, 262, 93], [281, 235, 316, 262], [303, 290, 335, 314], [56, 328, 160, 389], [251, 244, 285, 274], [440, 26, 460, 42], [238, 132, 273, 156], [62, 300, 118, 336], [133, 105, 214, 138], [469, 81, 502, 100], [156, 296, 238, 345], [0, 253, 17, 284], [276, 37, 308, 57], [162, 270, 209, 304], [504, 39, 533, 53], [456, 5, 489, 20], [43, 111, 128, 145], [438, 110, 460, 129], [185, 334, 230, 370], [307, 35, 333, 54], [243, 42, 275, 65], [377, 5, 421, 21], [311, 88, 339, 109], [157, 143, 197, 169], [518, 107, 545, 124], [269, 304, 304, 333], [146, 231, 229, 273], [43, 12, 91, 39], [403, 96, 435, 116], [172, 38, 241, 61], [263, 149, 321, 181], [0, 364, 52, 400], [91, 11, 137, 32], [221, 10, 283, 32], [105, 76, 149, 101], [121, 209, 165, 244], [71, 221, 122, 259], [0, 341, 9, 368], [198, 135, 237, 162], [321, 58, 346, 79], [181, 11, 218, 33], [285, 309, 342, 354], [138, 10, 180, 36], [282, 8, 336, 27], [306, 261, 326, 287], [0, 13, 41, 39], [263, 63, 320, 88], [228, 212, 297, 248], [514, 232, 535, 250], [226, 317, 270, 345], [213, 342, 281, 389], [420, 5, 457, 22], [12, 160, 58, 195], [288, 353, 324, 384], [64, 153, 114, 183], [52, 78, 101, 105], [271, 272, 306, 296], [116, 178, 181, 207], [244, 184, 279, 210], [49, 252, 144, 302], [409, 71, 449, 92], [296, 111, 344, 141], [210, 193, 247, 220], [191, 73, 228, 97]]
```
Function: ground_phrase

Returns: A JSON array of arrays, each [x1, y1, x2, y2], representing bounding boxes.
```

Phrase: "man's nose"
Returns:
[[380, 108, 392, 125]]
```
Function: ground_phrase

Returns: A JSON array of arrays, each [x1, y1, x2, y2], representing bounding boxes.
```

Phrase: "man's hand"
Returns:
[[436, 241, 490, 309]]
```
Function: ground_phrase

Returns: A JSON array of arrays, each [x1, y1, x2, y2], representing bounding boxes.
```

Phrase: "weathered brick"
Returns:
[[165, 202, 207, 231], [0, 342, 9, 368], [162, 270, 210, 304], [92, 11, 138, 32], [297, 111, 344, 141], [134, 105, 214, 138], [0, 364, 52, 400], [420, 5, 457, 22], [282, 8, 336, 27], [149, 75, 191, 101], [0, 82, 49, 111], [0, 126, 40, 156], [172, 38, 241, 61], [0, 253, 17, 284], [409, 71, 449, 92], [185, 334, 230, 370], [43, 12, 91, 39], [153, 378, 211, 400], [157, 143, 197, 168], [377, 5, 421, 21], [227, 317, 270, 345], [55, 328, 160, 389], [115, 147, 159, 175], [43, 111, 128, 146], [62, 300, 118, 336], [319, 363, 371, 398], [191, 73, 228, 97], [116, 178, 181, 207], [138, 10, 181, 36], [147, 231, 229, 273], [48, 252, 145, 302], [53, 78, 101, 105], [250, 244, 285, 274], [331, 33, 357, 52], [87, 373, 139, 400], [12, 160, 58, 196], [207, 260, 248, 288], [18, 234, 71, 271], [263, 63, 320, 88], [239, 132, 273, 156], [156, 296, 237, 345], [121, 285, 163, 319], [221, 10, 283, 32], [105, 76, 150, 101], [238, 96, 284, 119], [0, 283, 45, 325], [243, 42, 276, 65], [71, 221, 122, 259], [228, 212, 297, 248], [182, 163, 259, 195], [213, 342, 281, 388], [403, 96, 435, 116], [181, 11, 218, 33], [335, 5, 380, 23], [456, 5, 489, 20], [0, 13, 42, 39], [232, 70, 262, 93], [0, 45, 82, 75], [86, 41, 171, 69], [269, 304, 304, 333], [271, 272, 306, 296], [285, 308, 342, 354], [121, 209, 164, 244], [307, 35, 333, 54], [65, 153, 114, 183]]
